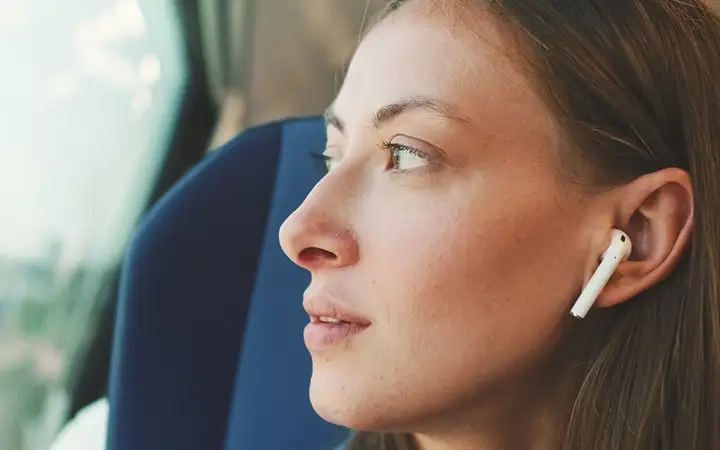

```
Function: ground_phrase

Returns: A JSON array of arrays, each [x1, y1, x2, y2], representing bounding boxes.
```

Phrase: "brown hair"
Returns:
[[348, 0, 720, 449]]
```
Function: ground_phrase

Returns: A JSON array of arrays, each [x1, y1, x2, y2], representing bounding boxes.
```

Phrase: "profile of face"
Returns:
[[281, 0, 610, 433]]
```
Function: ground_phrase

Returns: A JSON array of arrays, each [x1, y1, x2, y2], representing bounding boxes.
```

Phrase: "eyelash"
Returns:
[[311, 141, 431, 173], [310, 151, 332, 172], [379, 140, 430, 172]]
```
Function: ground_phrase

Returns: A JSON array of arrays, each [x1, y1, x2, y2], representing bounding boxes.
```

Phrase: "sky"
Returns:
[[0, 0, 187, 267]]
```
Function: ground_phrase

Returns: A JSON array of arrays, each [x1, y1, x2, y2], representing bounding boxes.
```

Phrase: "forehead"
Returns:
[[334, 1, 554, 142], [342, 8, 500, 109]]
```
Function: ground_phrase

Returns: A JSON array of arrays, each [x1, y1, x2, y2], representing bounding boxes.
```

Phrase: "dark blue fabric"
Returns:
[[108, 116, 348, 450], [223, 119, 348, 450]]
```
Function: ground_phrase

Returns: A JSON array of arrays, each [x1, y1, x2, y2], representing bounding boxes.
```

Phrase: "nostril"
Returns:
[[298, 247, 337, 265]]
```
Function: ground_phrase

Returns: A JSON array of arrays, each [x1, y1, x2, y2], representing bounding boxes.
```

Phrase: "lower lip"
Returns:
[[304, 322, 369, 350]]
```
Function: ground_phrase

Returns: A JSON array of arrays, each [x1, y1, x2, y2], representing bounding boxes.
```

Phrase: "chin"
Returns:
[[309, 369, 376, 429], [307, 365, 423, 432]]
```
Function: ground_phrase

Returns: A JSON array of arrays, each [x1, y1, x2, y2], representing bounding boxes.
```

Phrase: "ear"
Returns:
[[590, 168, 694, 309]]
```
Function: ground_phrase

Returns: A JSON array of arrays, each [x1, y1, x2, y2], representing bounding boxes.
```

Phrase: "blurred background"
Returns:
[[0, 1, 383, 448]]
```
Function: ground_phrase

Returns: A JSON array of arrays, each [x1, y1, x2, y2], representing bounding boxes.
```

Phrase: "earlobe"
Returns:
[[589, 169, 694, 311]]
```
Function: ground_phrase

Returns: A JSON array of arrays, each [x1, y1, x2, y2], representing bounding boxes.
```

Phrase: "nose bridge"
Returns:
[[293, 166, 356, 228], [279, 167, 360, 266]]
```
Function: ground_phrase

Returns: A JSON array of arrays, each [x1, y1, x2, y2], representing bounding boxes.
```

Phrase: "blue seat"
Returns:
[[107, 116, 349, 450]]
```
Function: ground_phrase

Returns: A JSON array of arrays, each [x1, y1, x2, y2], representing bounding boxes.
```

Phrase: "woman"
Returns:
[[279, 0, 720, 449]]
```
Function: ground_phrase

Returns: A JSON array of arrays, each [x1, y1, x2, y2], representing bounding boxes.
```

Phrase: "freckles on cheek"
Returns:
[[366, 202, 474, 306], [372, 207, 461, 268]]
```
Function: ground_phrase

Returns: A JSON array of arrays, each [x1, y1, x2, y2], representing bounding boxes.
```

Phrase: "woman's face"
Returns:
[[280, 1, 595, 432]]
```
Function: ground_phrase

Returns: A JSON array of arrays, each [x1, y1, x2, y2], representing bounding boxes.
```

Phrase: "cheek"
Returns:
[[356, 180, 582, 367], [360, 183, 575, 305]]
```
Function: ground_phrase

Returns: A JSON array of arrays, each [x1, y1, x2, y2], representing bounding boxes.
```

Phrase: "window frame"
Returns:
[[64, 0, 222, 420]]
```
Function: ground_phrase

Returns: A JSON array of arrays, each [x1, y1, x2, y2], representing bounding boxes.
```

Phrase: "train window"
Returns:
[[0, 1, 187, 449]]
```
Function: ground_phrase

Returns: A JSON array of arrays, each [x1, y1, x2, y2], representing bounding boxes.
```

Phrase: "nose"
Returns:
[[279, 180, 360, 271]]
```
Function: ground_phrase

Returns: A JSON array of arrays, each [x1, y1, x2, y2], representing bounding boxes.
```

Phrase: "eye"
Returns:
[[381, 141, 430, 172], [321, 153, 336, 172], [311, 148, 340, 173], [325, 154, 342, 172]]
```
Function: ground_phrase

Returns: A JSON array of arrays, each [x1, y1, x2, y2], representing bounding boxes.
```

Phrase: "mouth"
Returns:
[[311, 316, 360, 325], [303, 296, 371, 350], [304, 318, 370, 350]]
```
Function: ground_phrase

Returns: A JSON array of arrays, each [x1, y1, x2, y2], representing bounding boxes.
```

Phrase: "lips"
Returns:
[[303, 292, 371, 325], [315, 316, 346, 325], [303, 294, 371, 350], [313, 315, 358, 327]]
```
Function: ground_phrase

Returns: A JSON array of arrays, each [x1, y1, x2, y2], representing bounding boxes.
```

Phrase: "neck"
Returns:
[[411, 403, 565, 450]]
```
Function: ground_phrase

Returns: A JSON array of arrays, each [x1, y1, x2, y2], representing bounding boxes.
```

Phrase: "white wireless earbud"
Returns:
[[570, 229, 632, 319]]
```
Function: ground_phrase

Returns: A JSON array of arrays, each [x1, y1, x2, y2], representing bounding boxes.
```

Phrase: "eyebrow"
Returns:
[[324, 96, 472, 133]]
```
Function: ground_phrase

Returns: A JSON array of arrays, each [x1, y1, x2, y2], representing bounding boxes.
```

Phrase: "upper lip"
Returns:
[[303, 292, 372, 326]]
